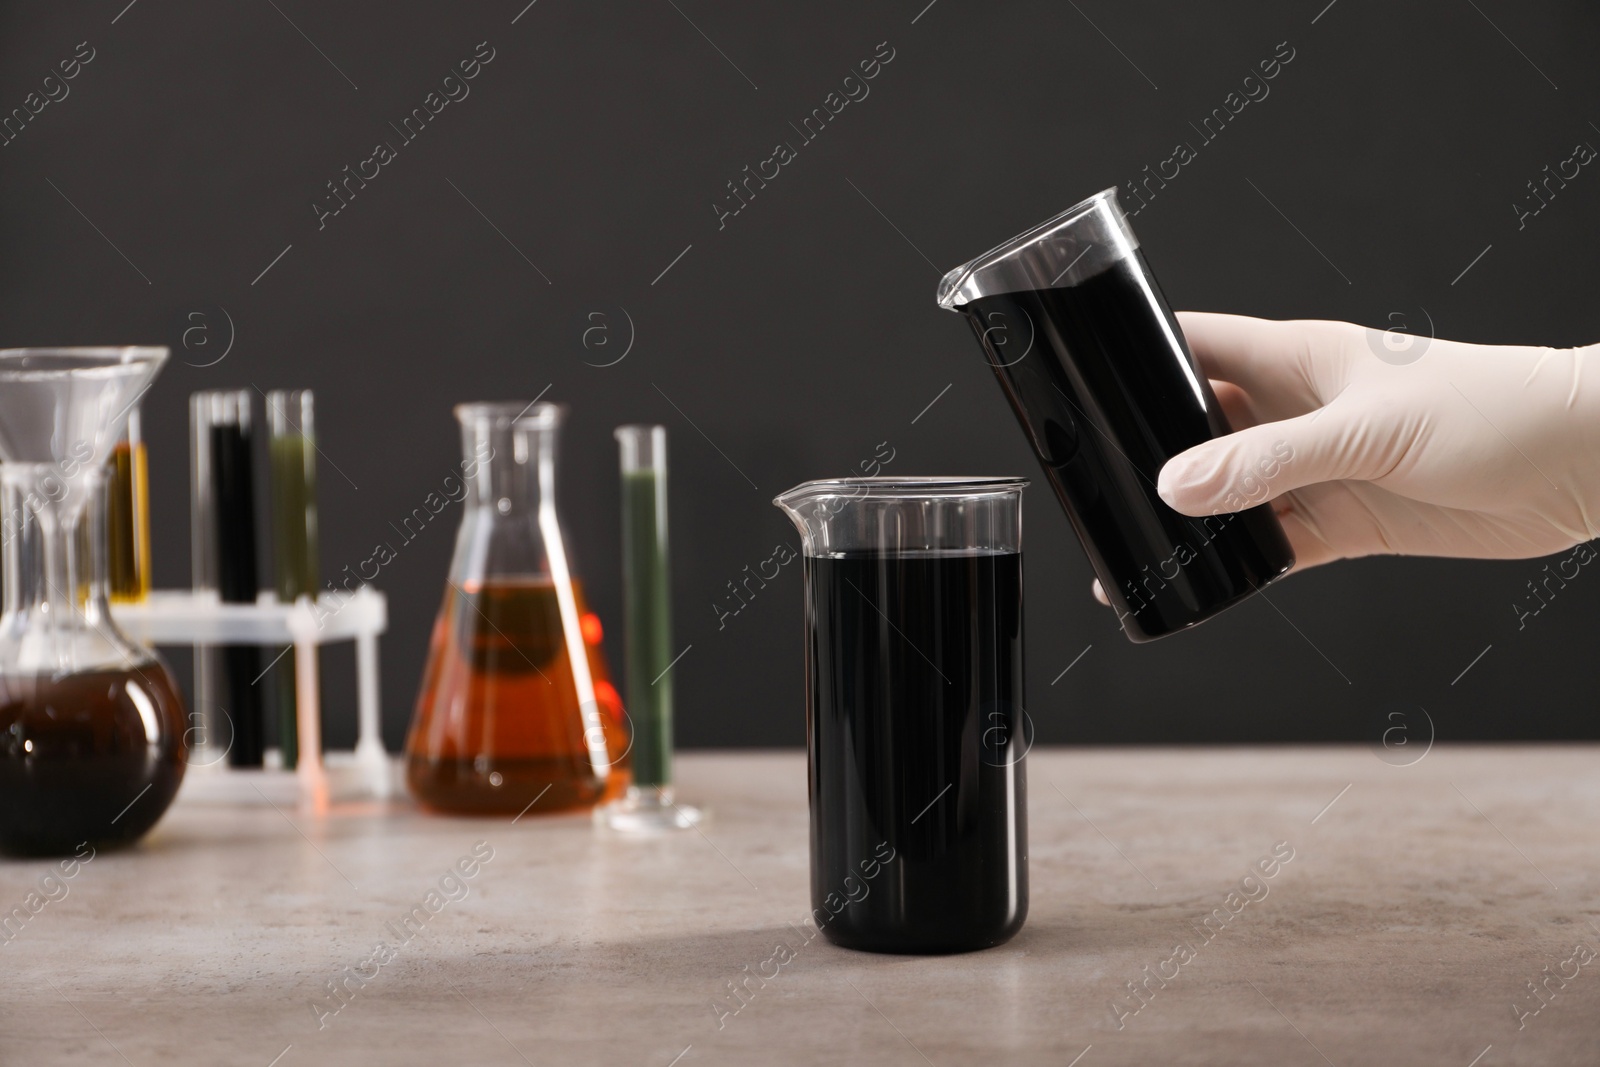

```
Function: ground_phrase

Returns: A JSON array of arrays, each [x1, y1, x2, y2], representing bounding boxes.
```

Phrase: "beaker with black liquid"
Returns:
[[937, 189, 1294, 641], [775, 477, 1028, 953]]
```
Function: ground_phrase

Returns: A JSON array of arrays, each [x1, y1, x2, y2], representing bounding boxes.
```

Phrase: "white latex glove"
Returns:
[[1096, 312, 1600, 601]]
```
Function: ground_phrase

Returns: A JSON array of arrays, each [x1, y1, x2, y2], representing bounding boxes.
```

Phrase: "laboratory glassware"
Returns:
[[106, 404, 150, 604], [937, 188, 1294, 641], [0, 347, 186, 855], [267, 389, 320, 769], [193, 390, 266, 766], [775, 476, 1029, 953], [597, 425, 701, 833], [407, 402, 630, 815]]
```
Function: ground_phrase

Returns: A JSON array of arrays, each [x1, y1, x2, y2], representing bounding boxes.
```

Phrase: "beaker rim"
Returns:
[[935, 186, 1123, 309], [0, 346, 168, 379], [774, 476, 1028, 508], [454, 400, 563, 427]]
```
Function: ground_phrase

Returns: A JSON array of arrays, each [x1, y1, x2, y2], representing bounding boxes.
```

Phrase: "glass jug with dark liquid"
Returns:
[[937, 189, 1294, 640], [0, 347, 187, 855], [406, 402, 630, 815]]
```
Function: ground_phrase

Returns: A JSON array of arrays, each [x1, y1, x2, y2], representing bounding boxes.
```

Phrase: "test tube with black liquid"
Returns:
[[193, 390, 266, 767]]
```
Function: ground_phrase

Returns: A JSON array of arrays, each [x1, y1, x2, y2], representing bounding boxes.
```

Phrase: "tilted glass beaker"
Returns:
[[0, 347, 187, 855], [775, 476, 1029, 954], [937, 188, 1294, 641], [406, 402, 630, 815]]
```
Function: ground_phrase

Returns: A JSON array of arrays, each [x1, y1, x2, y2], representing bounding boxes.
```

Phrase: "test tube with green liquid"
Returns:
[[598, 425, 702, 833], [267, 390, 320, 769]]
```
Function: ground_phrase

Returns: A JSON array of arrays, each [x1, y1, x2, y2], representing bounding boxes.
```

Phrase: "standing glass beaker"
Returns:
[[0, 347, 187, 855], [407, 402, 630, 815], [937, 188, 1294, 641], [775, 477, 1028, 953]]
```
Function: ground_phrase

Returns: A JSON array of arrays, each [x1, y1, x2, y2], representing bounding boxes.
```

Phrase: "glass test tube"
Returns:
[[195, 389, 266, 768], [620, 426, 671, 788], [189, 393, 219, 767], [599, 425, 701, 832], [267, 390, 319, 770], [107, 405, 151, 604]]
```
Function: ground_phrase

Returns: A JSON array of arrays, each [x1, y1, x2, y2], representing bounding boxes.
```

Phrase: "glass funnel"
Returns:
[[0, 347, 187, 855], [406, 402, 631, 815]]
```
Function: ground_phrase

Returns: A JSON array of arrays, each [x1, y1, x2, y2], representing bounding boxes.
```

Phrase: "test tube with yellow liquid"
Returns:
[[108, 406, 151, 604]]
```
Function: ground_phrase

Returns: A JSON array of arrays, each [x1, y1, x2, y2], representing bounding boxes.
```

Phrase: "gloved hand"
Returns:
[[1098, 311, 1600, 600]]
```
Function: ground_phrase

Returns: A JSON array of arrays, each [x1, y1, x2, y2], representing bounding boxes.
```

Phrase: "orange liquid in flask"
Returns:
[[406, 577, 631, 815]]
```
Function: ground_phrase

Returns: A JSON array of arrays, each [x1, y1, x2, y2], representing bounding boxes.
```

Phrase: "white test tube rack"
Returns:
[[114, 586, 392, 811]]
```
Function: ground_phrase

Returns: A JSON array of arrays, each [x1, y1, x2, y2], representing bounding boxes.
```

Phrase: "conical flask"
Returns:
[[0, 347, 187, 855], [406, 402, 630, 815]]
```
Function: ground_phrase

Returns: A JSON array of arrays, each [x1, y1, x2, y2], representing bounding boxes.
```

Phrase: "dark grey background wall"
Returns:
[[2, 1, 1595, 751]]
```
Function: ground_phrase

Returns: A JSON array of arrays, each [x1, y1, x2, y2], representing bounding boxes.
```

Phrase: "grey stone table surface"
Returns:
[[4, 746, 1599, 1067]]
